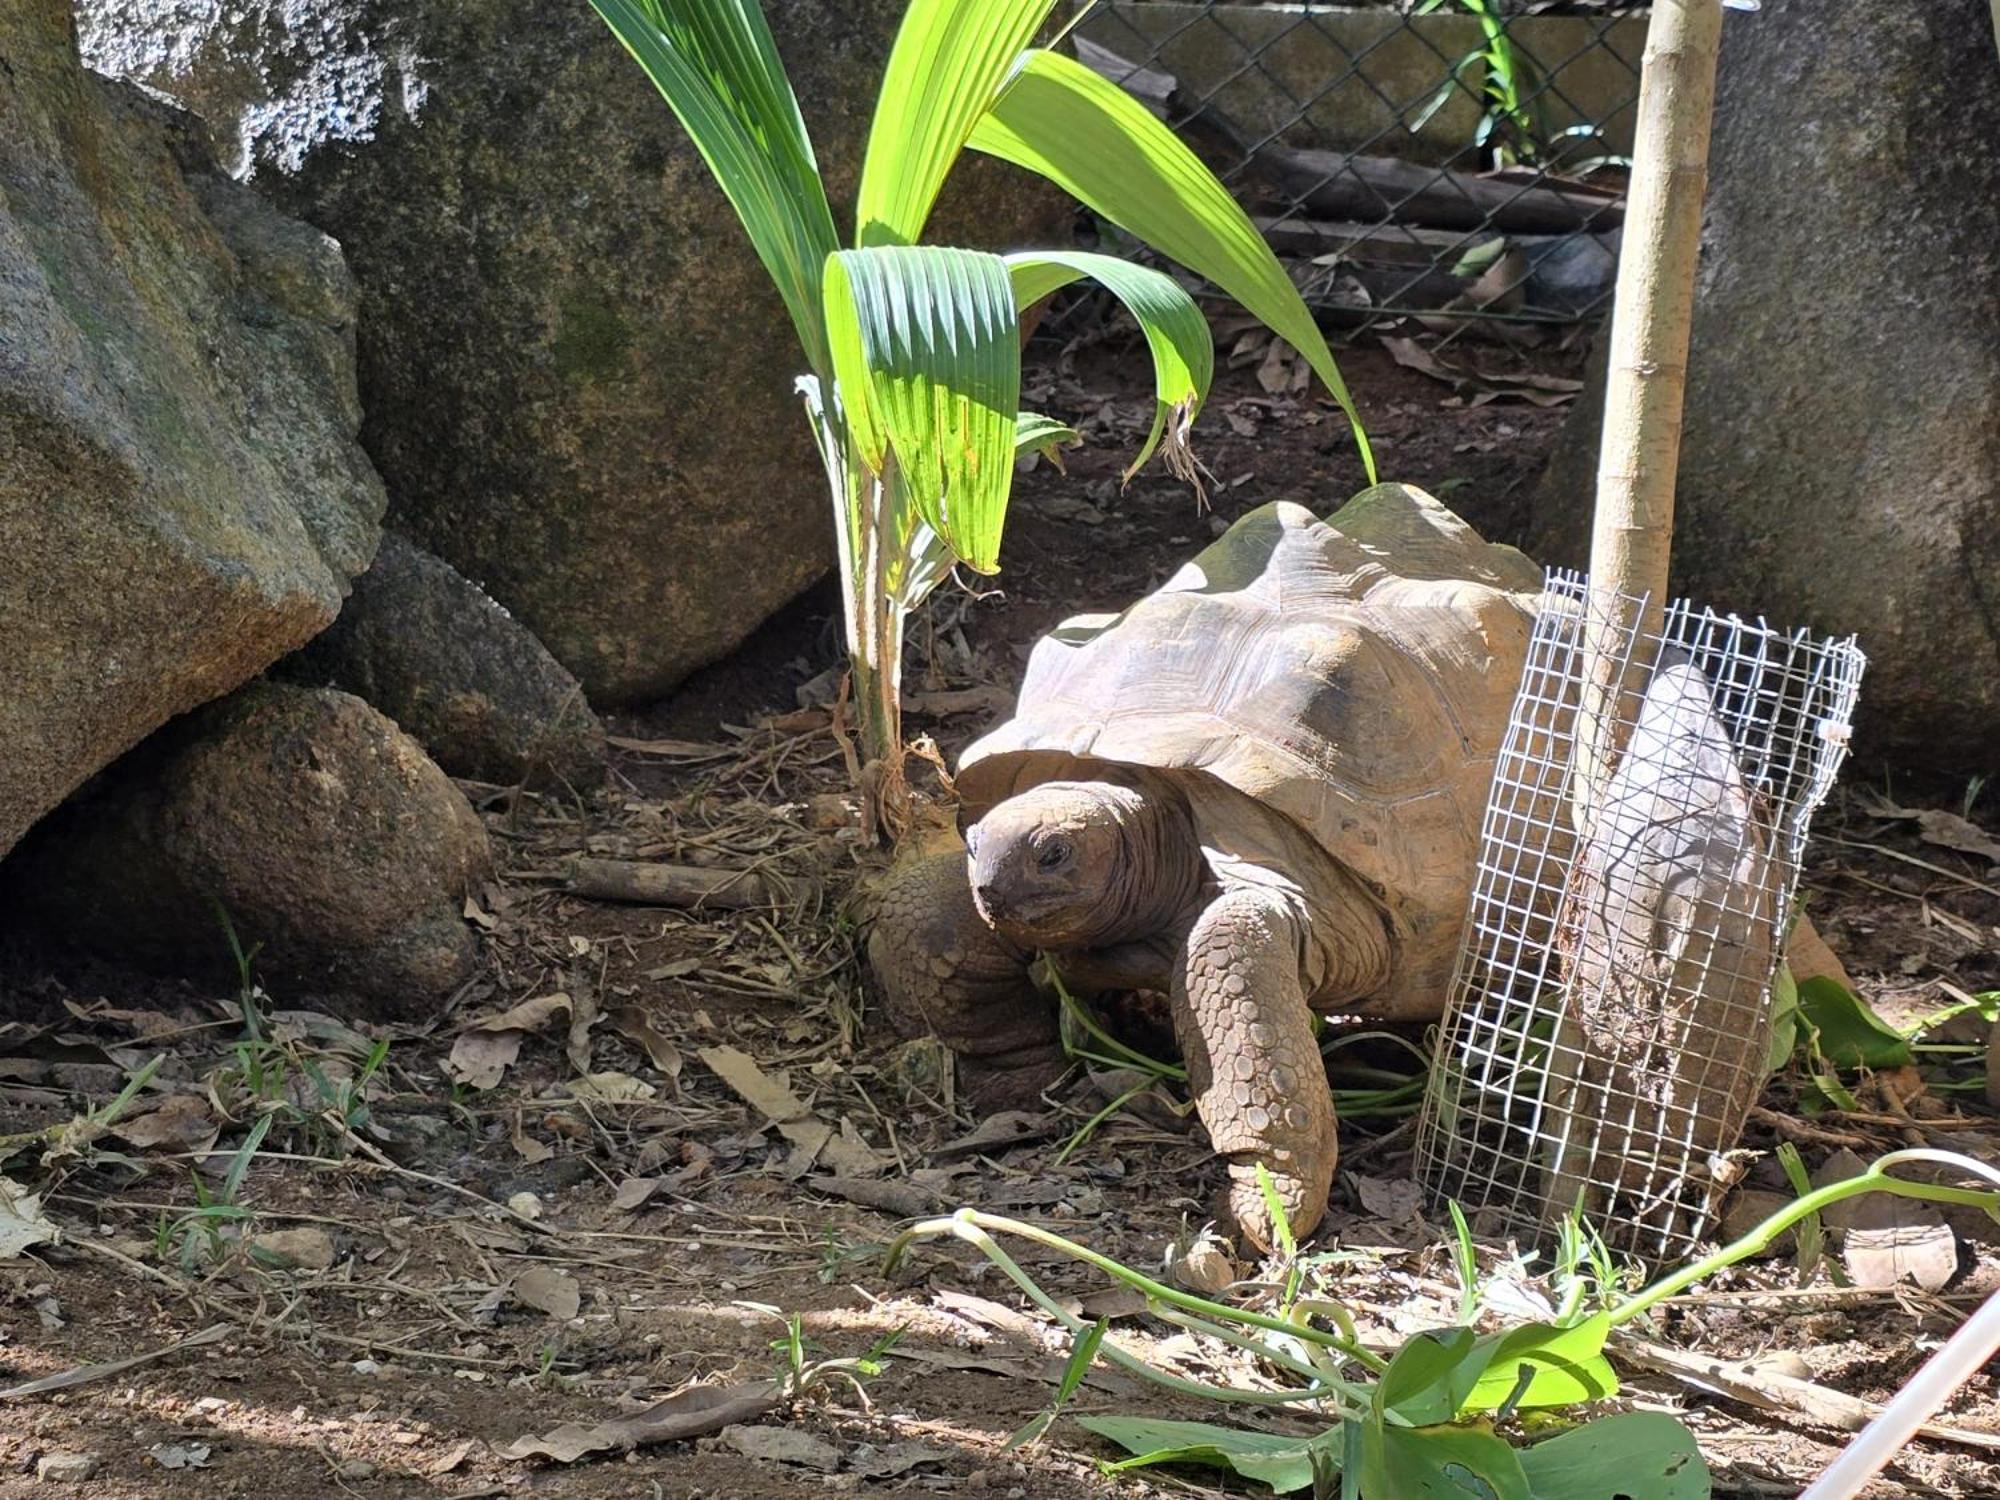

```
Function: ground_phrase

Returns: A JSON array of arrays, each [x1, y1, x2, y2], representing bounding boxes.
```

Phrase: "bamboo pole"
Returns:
[[1574, 0, 1726, 825]]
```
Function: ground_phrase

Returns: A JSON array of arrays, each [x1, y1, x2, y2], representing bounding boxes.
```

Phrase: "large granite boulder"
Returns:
[[78, 0, 1072, 704], [281, 532, 608, 790], [0, 0, 384, 858], [3, 684, 492, 1010], [1530, 0, 2000, 773]]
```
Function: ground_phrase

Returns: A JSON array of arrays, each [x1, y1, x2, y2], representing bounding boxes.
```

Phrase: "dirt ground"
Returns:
[[0, 326, 1996, 1500]]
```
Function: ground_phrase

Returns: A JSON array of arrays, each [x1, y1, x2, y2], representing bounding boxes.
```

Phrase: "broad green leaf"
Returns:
[[969, 48, 1374, 480], [589, 0, 840, 375], [1459, 1314, 1617, 1414], [1360, 1422, 1531, 1500], [1078, 1416, 1339, 1494], [856, 0, 1060, 247], [1516, 1413, 1710, 1499], [823, 246, 1021, 574], [1014, 411, 1079, 462], [1766, 961, 1801, 1074], [1005, 252, 1213, 483], [1377, 1327, 1484, 1426], [1799, 977, 1913, 1069]]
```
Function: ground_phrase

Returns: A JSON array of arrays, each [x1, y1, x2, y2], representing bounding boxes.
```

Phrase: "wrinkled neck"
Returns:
[[1088, 779, 1204, 947]]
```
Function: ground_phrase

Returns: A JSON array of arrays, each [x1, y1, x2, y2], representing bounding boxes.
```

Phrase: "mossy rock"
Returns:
[[81, 0, 1073, 703]]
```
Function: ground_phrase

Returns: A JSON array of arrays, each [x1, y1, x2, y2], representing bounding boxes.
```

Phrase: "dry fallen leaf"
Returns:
[[930, 1110, 1059, 1160], [1350, 1173, 1425, 1224], [499, 1380, 782, 1463], [720, 1425, 839, 1470], [426, 1439, 480, 1477], [447, 1030, 525, 1092], [1857, 792, 2000, 863], [510, 1114, 554, 1164], [565, 1071, 657, 1104], [699, 1046, 806, 1122], [447, 994, 573, 1090], [1915, 809, 2000, 864], [0, 1177, 56, 1260], [111, 1095, 218, 1153], [699, 1045, 876, 1174], [513, 1265, 582, 1321], [1255, 338, 1301, 395], [463, 993, 573, 1035], [612, 1177, 664, 1212], [851, 1440, 951, 1479], [609, 1006, 684, 1082], [1381, 334, 1461, 385]]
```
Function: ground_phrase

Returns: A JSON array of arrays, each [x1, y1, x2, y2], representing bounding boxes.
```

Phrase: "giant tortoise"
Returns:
[[870, 483, 1546, 1247]]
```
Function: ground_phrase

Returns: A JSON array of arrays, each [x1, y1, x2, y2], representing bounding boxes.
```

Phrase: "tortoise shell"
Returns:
[[955, 484, 1544, 1017]]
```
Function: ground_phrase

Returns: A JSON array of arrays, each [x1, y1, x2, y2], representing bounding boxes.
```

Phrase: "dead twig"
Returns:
[[1620, 1336, 2000, 1455], [0, 1323, 229, 1399], [566, 857, 782, 910]]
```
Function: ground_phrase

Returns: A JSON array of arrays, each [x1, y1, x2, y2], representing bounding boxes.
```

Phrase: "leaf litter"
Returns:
[[0, 344, 1993, 1497]]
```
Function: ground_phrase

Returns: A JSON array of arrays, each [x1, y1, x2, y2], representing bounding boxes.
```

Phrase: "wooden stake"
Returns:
[[1575, 0, 1726, 824]]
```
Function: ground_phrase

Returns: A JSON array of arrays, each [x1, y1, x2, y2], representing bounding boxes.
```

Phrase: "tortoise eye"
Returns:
[[1037, 840, 1073, 871]]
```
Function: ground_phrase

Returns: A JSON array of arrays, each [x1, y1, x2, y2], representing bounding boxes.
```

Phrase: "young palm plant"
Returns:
[[589, 0, 1373, 784]]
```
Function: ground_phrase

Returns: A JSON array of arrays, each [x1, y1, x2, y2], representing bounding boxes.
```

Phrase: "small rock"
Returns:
[[336, 1458, 378, 1481], [35, 1454, 98, 1484], [249, 1228, 337, 1271], [511, 1266, 581, 1322], [1842, 1197, 1959, 1292], [1809, 1150, 1872, 1233], [1718, 1188, 1798, 1256], [3, 683, 492, 1012], [147, 1443, 211, 1471], [282, 533, 606, 789], [351, 1359, 383, 1376]]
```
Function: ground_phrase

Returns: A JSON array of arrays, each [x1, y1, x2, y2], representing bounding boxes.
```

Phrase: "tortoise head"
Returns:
[[965, 779, 1193, 949]]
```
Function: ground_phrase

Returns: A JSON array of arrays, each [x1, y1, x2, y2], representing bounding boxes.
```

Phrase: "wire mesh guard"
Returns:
[[1414, 571, 1867, 1261], [1076, 2, 1642, 339]]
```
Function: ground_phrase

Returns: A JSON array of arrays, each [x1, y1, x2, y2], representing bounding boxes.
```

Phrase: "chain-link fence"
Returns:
[[1077, 1, 1644, 345]]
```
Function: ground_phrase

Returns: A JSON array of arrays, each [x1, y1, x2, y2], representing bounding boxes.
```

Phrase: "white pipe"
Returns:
[[1796, 1287, 2000, 1500]]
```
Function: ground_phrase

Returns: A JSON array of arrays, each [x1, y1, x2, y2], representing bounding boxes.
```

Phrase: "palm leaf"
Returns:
[[1007, 251, 1213, 485], [823, 246, 1022, 575], [854, 0, 1062, 249], [969, 48, 1374, 479], [590, 0, 841, 374], [1015, 411, 1080, 461]]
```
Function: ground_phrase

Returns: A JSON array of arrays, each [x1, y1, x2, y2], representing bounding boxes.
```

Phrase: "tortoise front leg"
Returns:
[[868, 842, 1065, 1106], [1173, 889, 1337, 1251]]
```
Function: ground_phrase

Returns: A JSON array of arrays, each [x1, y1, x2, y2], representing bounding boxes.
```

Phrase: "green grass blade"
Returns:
[[855, 0, 1062, 248], [589, 0, 840, 374], [823, 246, 1022, 575], [1006, 251, 1213, 485], [969, 49, 1373, 479]]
